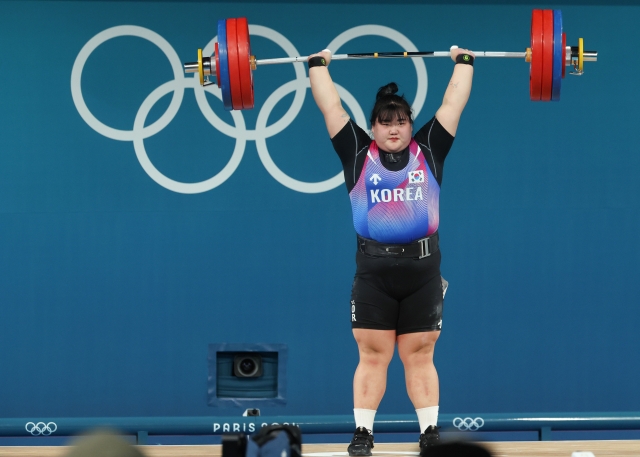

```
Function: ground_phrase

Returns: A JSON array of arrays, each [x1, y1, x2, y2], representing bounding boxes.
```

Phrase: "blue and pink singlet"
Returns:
[[349, 139, 440, 244]]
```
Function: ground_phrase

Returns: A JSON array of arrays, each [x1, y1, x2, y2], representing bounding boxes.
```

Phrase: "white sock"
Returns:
[[416, 406, 439, 433], [354, 408, 377, 432]]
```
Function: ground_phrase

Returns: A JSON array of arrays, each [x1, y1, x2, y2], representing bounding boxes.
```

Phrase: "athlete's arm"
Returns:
[[308, 50, 350, 138], [435, 47, 474, 137]]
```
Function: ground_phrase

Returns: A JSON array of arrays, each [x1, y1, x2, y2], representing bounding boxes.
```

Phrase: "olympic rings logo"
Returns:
[[25, 422, 58, 436], [452, 417, 485, 431], [71, 24, 428, 194]]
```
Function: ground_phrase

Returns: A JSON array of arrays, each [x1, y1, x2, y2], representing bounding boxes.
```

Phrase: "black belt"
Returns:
[[357, 232, 439, 259]]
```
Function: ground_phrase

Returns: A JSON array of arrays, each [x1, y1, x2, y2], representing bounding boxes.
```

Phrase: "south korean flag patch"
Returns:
[[408, 170, 424, 184]]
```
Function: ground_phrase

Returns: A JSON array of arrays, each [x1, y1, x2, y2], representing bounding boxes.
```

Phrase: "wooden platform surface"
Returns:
[[1, 441, 640, 457]]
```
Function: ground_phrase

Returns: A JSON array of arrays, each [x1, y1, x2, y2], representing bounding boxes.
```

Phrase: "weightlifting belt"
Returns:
[[357, 232, 439, 259]]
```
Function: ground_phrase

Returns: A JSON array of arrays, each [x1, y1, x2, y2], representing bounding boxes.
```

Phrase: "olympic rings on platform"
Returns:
[[453, 417, 485, 431], [71, 24, 428, 194], [25, 422, 58, 436]]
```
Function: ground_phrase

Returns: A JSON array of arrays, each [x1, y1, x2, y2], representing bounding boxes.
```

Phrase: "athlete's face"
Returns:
[[371, 116, 413, 153]]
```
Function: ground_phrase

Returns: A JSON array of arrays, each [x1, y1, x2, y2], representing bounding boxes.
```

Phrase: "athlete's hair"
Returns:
[[370, 82, 414, 126]]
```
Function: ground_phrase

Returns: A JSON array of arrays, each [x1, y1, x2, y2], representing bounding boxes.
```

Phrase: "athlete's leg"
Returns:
[[352, 328, 397, 409], [396, 330, 441, 408]]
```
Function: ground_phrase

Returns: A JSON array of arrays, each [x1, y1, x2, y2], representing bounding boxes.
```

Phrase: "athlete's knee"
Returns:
[[399, 348, 436, 368], [357, 342, 395, 367], [355, 335, 395, 366], [397, 331, 439, 364], [354, 328, 395, 352]]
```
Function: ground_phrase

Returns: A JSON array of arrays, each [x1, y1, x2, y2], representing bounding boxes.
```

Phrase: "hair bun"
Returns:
[[376, 82, 399, 100]]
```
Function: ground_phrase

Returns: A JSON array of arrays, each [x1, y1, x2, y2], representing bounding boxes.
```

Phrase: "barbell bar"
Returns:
[[183, 10, 598, 109]]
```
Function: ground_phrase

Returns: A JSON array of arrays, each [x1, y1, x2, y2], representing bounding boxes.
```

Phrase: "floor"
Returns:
[[2, 440, 640, 457]]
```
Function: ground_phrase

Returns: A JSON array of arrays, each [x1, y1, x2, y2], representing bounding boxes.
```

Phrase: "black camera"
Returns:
[[233, 354, 263, 378], [222, 425, 301, 457]]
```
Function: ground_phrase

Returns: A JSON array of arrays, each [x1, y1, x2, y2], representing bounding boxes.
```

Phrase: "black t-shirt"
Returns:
[[330, 116, 455, 193]]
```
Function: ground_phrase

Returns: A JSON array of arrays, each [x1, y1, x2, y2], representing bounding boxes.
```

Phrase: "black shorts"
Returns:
[[350, 248, 444, 335]]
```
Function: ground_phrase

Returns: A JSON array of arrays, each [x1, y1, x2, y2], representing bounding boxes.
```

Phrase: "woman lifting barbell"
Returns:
[[307, 46, 475, 456]]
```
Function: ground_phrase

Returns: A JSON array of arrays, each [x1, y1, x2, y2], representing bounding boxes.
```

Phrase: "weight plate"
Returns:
[[551, 9, 563, 101], [236, 17, 255, 109], [215, 42, 221, 88], [541, 9, 554, 101], [530, 9, 543, 101], [197, 48, 204, 86], [562, 32, 566, 79], [217, 19, 233, 110], [578, 37, 584, 73], [226, 18, 244, 110]]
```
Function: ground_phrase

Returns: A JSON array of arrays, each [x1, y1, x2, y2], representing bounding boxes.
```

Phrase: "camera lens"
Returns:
[[233, 354, 263, 377], [239, 358, 256, 375]]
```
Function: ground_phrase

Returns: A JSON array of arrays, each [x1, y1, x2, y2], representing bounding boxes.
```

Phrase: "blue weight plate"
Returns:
[[552, 9, 563, 101], [217, 19, 233, 110]]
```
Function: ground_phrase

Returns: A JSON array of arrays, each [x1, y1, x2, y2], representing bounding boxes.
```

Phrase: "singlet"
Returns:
[[331, 117, 454, 244]]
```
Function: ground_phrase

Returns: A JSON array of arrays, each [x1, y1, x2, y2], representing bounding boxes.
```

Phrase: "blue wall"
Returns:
[[0, 0, 638, 419]]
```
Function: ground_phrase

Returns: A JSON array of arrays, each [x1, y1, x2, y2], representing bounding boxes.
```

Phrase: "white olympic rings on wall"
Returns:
[[25, 421, 58, 436], [71, 24, 428, 194], [453, 417, 485, 431]]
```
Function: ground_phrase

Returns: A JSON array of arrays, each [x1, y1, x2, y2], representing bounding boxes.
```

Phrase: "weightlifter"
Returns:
[[307, 46, 475, 456]]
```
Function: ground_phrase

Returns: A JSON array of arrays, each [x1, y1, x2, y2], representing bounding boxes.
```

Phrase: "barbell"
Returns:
[[183, 10, 598, 110]]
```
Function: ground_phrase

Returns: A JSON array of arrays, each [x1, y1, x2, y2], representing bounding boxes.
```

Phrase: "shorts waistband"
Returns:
[[357, 232, 439, 259]]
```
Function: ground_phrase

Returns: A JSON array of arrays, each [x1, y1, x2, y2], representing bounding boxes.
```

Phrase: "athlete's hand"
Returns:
[[449, 46, 475, 62], [307, 49, 332, 66]]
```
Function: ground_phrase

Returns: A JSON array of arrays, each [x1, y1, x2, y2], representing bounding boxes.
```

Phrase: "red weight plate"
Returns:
[[226, 18, 244, 110], [215, 42, 221, 88], [562, 32, 566, 78], [541, 9, 554, 101], [530, 9, 543, 101], [236, 17, 254, 109]]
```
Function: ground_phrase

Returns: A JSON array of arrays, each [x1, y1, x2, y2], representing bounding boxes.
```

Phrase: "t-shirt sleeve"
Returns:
[[413, 116, 455, 186], [330, 120, 372, 193]]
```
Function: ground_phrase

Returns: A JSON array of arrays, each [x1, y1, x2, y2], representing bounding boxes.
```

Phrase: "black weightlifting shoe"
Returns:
[[418, 425, 440, 456], [347, 426, 374, 456]]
